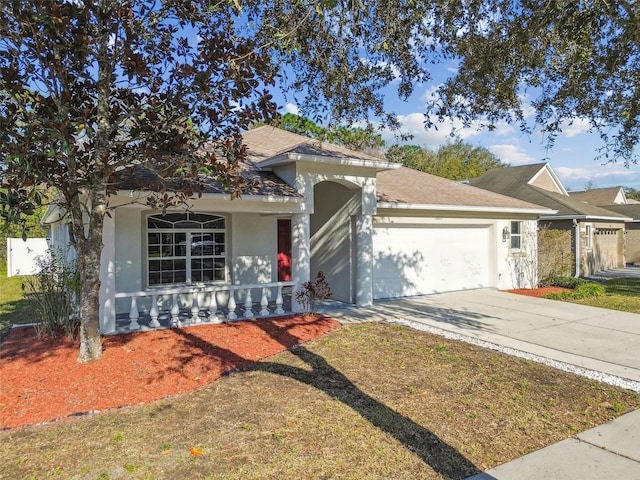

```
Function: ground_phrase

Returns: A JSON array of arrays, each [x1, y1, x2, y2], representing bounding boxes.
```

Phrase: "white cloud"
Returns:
[[489, 144, 536, 165], [361, 58, 401, 83], [554, 166, 593, 182], [491, 121, 516, 137], [555, 164, 640, 190], [559, 118, 592, 138], [388, 112, 485, 147], [282, 103, 299, 115]]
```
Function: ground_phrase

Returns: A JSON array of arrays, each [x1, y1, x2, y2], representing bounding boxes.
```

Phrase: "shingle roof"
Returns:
[[113, 163, 302, 198], [242, 126, 385, 164], [377, 167, 550, 210], [569, 187, 624, 206], [470, 163, 549, 192], [599, 204, 640, 221], [470, 165, 629, 219]]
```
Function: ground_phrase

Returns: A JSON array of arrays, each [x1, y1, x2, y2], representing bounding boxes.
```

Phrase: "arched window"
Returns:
[[146, 213, 226, 286]]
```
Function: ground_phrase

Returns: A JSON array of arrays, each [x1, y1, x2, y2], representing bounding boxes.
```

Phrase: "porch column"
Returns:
[[99, 212, 116, 334], [291, 213, 311, 313], [355, 214, 373, 306]]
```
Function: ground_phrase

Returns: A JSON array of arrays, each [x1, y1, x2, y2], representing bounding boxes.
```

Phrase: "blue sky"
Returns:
[[275, 80, 640, 192]]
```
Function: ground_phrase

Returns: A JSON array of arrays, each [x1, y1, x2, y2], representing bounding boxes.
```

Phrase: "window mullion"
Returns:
[[186, 231, 192, 283]]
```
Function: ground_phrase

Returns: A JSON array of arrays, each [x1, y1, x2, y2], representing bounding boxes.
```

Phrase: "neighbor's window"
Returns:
[[510, 221, 522, 250], [146, 213, 226, 286], [585, 225, 592, 249]]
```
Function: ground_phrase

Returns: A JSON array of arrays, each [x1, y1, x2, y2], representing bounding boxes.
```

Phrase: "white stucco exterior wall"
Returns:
[[373, 213, 540, 293], [231, 213, 278, 284], [495, 218, 539, 290]]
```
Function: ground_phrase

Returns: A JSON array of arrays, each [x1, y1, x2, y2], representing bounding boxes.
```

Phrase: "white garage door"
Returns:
[[373, 225, 491, 299]]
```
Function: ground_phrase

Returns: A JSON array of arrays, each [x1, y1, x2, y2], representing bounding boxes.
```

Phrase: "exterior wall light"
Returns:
[[502, 226, 510, 242]]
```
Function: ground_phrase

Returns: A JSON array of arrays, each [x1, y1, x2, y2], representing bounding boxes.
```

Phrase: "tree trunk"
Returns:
[[73, 0, 116, 362], [75, 200, 106, 363], [76, 242, 104, 362]]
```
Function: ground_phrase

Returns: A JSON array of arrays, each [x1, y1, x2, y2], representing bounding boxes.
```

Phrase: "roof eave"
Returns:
[[41, 203, 65, 225], [376, 201, 557, 215], [257, 152, 401, 171], [539, 214, 632, 222], [117, 189, 304, 204]]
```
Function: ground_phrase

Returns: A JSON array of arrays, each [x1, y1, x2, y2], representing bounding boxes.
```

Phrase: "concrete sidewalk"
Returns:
[[468, 409, 640, 480], [323, 288, 640, 479]]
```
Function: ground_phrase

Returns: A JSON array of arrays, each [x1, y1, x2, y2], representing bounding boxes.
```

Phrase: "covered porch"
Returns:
[[112, 281, 296, 334]]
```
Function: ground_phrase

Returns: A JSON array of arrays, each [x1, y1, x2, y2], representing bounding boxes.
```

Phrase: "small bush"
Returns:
[[549, 277, 589, 289], [23, 253, 80, 340], [544, 280, 605, 300], [295, 271, 331, 314], [573, 282, 606, 298]]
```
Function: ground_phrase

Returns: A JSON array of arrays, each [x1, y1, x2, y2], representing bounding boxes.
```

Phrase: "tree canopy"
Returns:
[[248, 0, 639, 164], [1, 0, 276, 361], [387, 141, 508, 181], [2, 0, 638, 361], [275, 113, 386, 153], [625, 187, 640, 201]]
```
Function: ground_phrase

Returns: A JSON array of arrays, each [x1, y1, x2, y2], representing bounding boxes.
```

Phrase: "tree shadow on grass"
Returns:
[[251, 317, 481, 479], [0, 294, 38, 343], [148, 317, 480, 478], [2, 314, 482, 478], [254, 345, 481, 479]]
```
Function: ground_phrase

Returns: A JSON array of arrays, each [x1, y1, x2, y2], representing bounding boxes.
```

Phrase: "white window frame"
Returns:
[[585, 224, 592, 249], [145, 212, 227, 287], [510, 221, 522, 250]]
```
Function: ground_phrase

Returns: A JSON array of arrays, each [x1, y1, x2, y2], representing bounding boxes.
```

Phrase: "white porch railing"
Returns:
[[113, 281, 296, 332]]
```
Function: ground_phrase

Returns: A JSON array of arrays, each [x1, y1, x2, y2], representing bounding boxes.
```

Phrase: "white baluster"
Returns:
[[227, 289, 237, 320], [244, 288, 253, 317], [170, 293, 181, 328], [275, 284, 285, 315], [149, 294, 160, 328], [208, 290, 219, 323], [128, 296, 140, 330], [191, 292, 201, 323], [260, 287, 270, 316]]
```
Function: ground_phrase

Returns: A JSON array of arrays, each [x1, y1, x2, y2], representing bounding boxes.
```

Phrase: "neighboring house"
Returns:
[[569, 187, 640, 266], [470, 163, 632, 278], [43, 127, 552, 334], [570, 186, 629, 206]]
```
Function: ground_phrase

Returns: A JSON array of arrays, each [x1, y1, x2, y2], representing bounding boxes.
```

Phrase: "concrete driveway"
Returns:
[[326, 289, 640, 387], [588, 265, 640, 280]]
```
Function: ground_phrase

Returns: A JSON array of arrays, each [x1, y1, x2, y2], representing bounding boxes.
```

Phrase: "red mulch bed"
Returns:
[[506, 287, 571, 298], [0, 315, 339, 430]]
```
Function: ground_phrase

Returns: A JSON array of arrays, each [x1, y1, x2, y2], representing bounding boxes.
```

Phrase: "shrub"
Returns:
[[549, 276, 589, 289], [295, 271, 332, 314], [23, 252, 80, 340], [573, 282, 606, 298], [538, 228, 574, 286], [544, 280, 605, 300]]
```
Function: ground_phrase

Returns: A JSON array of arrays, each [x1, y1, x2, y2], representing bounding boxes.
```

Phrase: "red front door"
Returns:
[[277, 219, 292, 281]]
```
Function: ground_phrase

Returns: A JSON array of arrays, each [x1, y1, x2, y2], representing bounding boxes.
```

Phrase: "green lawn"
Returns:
[[0, 267, 35, 341], [2, 322, 639, 479], [569, 278, 640, 314]]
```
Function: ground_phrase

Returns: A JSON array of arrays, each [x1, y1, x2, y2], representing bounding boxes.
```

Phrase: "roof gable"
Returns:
[[570, 187, 627, 206], [471, 162, 568, 196], [470, 163, 629, 220], [243, 126, 387, 165], [527, 164, 567, 195]]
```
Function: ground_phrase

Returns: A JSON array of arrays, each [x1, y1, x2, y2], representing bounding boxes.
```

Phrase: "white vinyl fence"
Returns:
[[6, 238, 49, 277]]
